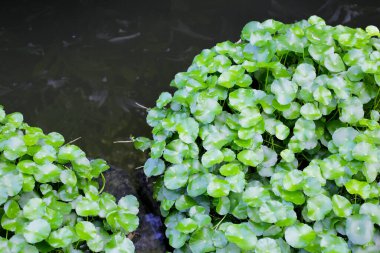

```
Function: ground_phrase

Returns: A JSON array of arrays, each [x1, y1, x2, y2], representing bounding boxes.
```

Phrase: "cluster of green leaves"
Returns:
[[0, 107, 139, 253], [136, 16, 380, 252]]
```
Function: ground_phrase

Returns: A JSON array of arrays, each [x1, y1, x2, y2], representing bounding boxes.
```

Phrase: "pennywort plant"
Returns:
[[136, 16, 380, 252], [0, 106, 139, 253]]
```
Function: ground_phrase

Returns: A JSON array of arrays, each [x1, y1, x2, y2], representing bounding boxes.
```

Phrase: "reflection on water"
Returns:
[[0, 0, 378, 251]]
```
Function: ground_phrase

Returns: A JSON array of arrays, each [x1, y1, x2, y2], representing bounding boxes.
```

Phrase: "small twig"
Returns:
[[66, 136, 82, 145], [113, 140, 134, 144], [135, 102, 149, 110], [135, 166, 144, 170], [128, 232, 137, 240]]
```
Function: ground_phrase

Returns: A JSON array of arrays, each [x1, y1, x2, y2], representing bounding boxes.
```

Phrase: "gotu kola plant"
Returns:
[[0, 106, 139, 252], [135, 16, 380, 252]]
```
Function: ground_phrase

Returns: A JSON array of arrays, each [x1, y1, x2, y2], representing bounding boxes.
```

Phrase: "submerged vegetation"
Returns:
[[0, 106, 139, 252], [136, 16, 380, 252]]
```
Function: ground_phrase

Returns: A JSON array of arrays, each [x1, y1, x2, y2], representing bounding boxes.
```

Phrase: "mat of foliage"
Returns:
[[136, 16, 380, 252], [0, 106, 139, 253]]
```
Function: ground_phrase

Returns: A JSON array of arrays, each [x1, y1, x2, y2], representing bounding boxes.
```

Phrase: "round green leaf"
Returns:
[[346, 214, 374, 245], [225, 223, 257, 250], [284, 223, 316, 248], [105, 233, 135, 253], [47, 226, 75, 248], [75, 221, 97, 240], [23, 198, 46, 220], [144, 158, 165, 177], [164, 164, 189, 190], [23, 219, 51, 243]]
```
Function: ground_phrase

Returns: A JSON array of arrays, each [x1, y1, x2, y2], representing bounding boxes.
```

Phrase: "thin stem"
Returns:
[[283, 52, 289, 65], [300, 153, 310, 162], [263, 140, 285, 149], [135, 165, 144, 170], [213, 214, 227, 230], [279, 54, 284, 62], [326, 109, 339, 123], [75, 240, 80, 249], [99, 173, 106, 194]]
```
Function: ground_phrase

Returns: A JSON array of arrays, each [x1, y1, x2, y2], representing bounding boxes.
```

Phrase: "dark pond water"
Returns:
[[0, 0, 379, 251]]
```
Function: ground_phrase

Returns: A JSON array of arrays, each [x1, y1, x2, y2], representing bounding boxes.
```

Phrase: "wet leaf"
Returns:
[[23, 219, 51, 243], [346, 214, 374, 245], [284, 223, 315, 248], [225, 223, 257, 250], [164, 164, 189, 190]]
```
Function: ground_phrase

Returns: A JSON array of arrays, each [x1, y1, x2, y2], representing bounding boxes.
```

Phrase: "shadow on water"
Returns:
[[0, 0, 378, 251]]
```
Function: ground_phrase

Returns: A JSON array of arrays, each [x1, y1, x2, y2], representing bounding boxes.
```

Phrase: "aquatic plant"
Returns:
[[0, 106, 139, 253], [137, 16, 380, 252]]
